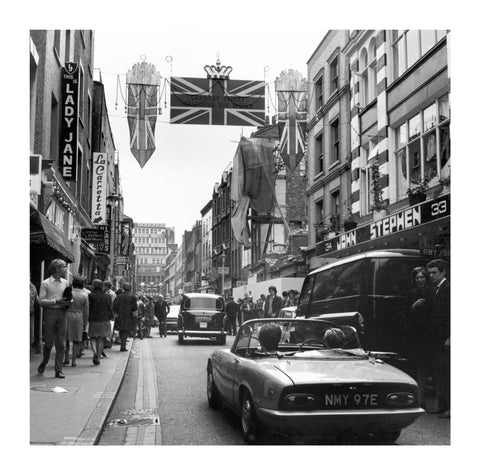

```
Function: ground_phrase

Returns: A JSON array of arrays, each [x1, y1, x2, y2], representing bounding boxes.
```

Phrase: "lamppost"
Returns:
[[140, 281, 145, 297]]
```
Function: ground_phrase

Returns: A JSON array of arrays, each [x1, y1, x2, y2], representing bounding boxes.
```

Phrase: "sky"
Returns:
[[93, 28, 326, 244]]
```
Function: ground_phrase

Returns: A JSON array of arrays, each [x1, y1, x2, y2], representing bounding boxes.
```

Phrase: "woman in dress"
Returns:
[[88, 279, 113, 365], [65, 276, 89, 367]]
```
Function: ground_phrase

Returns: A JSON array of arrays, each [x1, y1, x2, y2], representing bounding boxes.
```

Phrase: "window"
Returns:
[[50, 93, 59, 164], [54, 30, 61, 58], [331, 190, 340, 231], [315, 132, 324, 174], [329, 56, 339, 93], [367, 38, 377, 102], [392, 30, 447, 80], [315, 75, 323, 109], [79, 65, 85, 122], [395, 94, 450, 199], [359, 48, 369, 106], [330, 119, 340, 164], [315, 199, 324, 226]]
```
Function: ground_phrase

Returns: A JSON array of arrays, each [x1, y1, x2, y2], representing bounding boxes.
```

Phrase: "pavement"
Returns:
[[30, 339, 131, 445]]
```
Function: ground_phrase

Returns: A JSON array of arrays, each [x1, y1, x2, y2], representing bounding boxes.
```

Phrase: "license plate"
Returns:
[[199, 322, 208, 329], [324, 393, 378, 407]]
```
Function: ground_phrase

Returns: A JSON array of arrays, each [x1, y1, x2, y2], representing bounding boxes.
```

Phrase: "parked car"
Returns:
[[297, 250, 434, 358], [166, 304, 180, 333], [277, 306, 296, 319], [177, 293, 227, 344], [207, 318, 424, 444]]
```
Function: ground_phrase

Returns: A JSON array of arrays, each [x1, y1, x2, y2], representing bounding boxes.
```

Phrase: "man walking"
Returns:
[[154, 295, 170, 337], [427, 259, 450, 418], [112, 283, 138, 351], [38, 259, 71, 378], [225, 296, 240, 336], [263, 286, 283, 318]]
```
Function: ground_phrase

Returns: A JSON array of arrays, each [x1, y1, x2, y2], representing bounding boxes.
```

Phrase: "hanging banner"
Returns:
[[119, 220, 132, 256], [275, 70, 307, 171], [91, 152, 107, 224], [170, 77, 265, 126], [126, 61, 162, 168], [59, 62, 79, 180]]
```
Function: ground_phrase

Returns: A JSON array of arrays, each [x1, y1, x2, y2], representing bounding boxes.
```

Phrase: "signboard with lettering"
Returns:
[[316, 194, 450, 256], [59, 63, 79, 180], [91, 153, 108, 224], [81, 228, 105, 242], [218, 266, 230, 275]]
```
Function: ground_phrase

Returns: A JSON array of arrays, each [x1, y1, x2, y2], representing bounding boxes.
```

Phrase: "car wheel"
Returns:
[[375, 429, 401, 444], [178, 334, 184, 344], [241, 392, 263, 444], [207, 364, 221, 409]]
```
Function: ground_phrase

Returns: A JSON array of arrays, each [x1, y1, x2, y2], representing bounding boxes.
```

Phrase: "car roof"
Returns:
[[308, 249, 423, 276], [184, 292, 222, 299]]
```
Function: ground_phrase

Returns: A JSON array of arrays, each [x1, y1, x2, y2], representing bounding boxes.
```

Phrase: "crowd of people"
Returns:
[[30, 258, 170, 379], [224, 286, 300, 336]]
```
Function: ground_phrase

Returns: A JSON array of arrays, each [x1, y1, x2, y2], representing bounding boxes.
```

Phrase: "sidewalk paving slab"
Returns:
[[30, 342, 131, 445]]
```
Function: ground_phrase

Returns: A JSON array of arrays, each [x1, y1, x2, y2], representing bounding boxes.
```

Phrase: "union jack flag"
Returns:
[[277, 90, 307, 171], [170, 77, 265, 127], [127, 83, 159, 168]]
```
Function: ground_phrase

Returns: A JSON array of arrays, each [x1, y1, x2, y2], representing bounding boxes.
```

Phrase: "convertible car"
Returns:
[[206, 318, 424, 444]]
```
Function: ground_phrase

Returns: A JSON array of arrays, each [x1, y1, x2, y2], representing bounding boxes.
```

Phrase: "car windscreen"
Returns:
[[183, 297, 223, 311], [234, 319, 362, 355]]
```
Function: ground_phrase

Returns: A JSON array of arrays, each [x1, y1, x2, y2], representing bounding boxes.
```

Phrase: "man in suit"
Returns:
[[427, 259, 450, 418], [263, 286, 283, 318]]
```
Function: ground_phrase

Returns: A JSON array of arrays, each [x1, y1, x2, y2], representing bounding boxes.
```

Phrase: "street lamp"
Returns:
[[140, 281, 145, 297]]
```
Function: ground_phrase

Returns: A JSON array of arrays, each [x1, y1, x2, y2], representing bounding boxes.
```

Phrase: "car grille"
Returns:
[[278, 383, 418, 411]]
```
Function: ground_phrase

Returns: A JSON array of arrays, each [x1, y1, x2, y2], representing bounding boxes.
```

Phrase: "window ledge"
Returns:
[[313, 172, 324, 181], [328, 160, 340, 171]]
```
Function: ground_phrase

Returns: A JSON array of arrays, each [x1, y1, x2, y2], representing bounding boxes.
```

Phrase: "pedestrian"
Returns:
[[103, 281, 116, 348], [30, 279, 38, 349], [255, 295, 266, 319], [144, 297, 155, 338], [65, 276, 89, 367], [402, 267, 435, 408], [241, 295, 254, 324], [88, 279, 114, 365], [136, 294, 145, 339], [154, 294, 170, 337], [281, 291, 291, 308], [288, 289, 299, 307], [263, 286, 283, 318], [37, 259, 71, 378], [426, 259, 450, 418], [112, 283, 138, 351], [225, 296, 240, 335]]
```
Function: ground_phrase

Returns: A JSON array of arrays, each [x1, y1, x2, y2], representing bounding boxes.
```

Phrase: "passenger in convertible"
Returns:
[[258, 323, 282, 352], [324, 328, 346, 348]]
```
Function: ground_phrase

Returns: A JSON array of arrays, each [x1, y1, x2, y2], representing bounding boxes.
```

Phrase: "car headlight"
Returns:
[[283, 393, 316, 407], [386, 392, 416, 406]]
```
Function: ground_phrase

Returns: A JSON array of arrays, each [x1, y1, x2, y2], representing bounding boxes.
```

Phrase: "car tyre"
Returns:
[[207, 364, 221, 409], [178, 333, 184, 344], [241, 392, 263, 444]]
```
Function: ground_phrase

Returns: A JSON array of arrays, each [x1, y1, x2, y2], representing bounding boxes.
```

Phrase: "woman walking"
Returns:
[[65, 276, 89, 367], [88, 279, 113, 365]]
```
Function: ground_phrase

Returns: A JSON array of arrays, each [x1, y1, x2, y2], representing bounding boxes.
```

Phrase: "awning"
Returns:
[[30, 205, 75, 263]]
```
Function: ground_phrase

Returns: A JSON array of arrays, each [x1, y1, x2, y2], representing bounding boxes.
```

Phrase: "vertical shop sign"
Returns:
[[119, 221, 132, 256], [91, 153, 107, 224], [59, 62, 79, 180]]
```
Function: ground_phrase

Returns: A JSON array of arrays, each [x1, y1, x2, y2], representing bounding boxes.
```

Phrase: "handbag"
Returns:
[[82, 330, 89, 342]]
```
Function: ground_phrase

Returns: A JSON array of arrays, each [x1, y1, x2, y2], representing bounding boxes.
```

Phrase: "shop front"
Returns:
[[308, 194, 450, 271]]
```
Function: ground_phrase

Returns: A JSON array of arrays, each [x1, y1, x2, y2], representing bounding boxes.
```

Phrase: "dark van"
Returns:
[[297, 250, 433, 356]]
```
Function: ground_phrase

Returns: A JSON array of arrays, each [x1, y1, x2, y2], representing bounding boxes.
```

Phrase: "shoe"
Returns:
[[93, 355, 100, 365], [101, 351, 107, 357], [438, 410, 450, 419], [71, 362, 77, 367], [55, 371, 65, 378], [64, 359, 70, 365], [37, 362, 46, 374], [120, 348, 128, 352], [77, 353, 82, 358]]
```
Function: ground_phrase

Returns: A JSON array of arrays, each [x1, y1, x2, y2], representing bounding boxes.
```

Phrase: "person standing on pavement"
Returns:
[[113, 283, 138, 351], [225, 296, 239, 336], [88, 279, 114, 365], [241, 296, 254, 324], [103, 281, 116, 348], [136, 295, 145, 339], [263, 286, 283, 318], [281, 291, 291, 308], [154, 295, 170, 337], [37, 259, 71, 378], [144, 297, 155, 338], [255, 295, 266, 319], [30, 279, 39, 349], [427, 259, 450, 419], [65, 276, 89, 367]]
